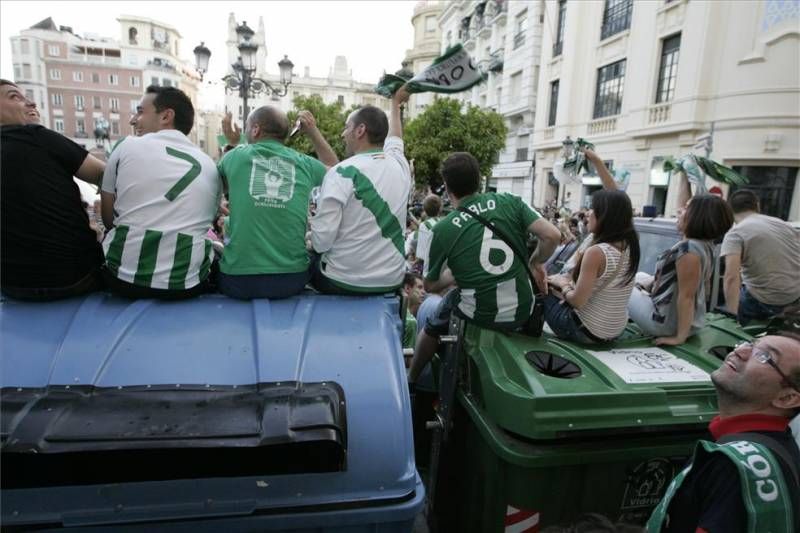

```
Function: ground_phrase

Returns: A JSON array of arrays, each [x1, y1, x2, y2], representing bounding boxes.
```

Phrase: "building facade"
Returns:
[[223, 14, 390, 126], [532, 0, 800, 220], [10, 18, 143, 149], [439, 0, 544, 205], [10, 16, 205, 151], [117, 14, 202, 121], [404, 1, 445, 119]]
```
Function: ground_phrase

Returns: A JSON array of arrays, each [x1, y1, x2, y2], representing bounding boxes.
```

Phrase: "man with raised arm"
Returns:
[[101, 85, 221, 299], [309, 88, 412, 295], [408, 152, 561, 384], [215, 106, 337, 299], [1, 79, 106, 300]]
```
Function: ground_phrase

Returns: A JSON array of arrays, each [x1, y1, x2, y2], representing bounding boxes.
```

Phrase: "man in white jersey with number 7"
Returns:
[[408, 152, 560, 384], [100, 86, 221, 299]]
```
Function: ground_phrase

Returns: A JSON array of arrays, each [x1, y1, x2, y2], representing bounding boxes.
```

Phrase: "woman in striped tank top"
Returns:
[[544, 190, 640, 343]]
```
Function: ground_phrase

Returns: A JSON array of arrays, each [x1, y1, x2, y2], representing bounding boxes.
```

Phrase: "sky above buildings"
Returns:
[[0, 0, 418, 108]]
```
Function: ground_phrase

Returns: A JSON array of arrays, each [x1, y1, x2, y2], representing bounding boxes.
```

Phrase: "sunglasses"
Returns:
[[733, 341, 800, 394]]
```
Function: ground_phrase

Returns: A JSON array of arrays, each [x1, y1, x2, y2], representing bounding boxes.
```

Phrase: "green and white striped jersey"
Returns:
[[101, 130, 221, 290], [415, 216, 440, 265], [425, 193, 540, 328]]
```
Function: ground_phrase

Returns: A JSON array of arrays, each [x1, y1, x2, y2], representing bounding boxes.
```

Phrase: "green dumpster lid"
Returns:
[[463, 313, 751, 441]]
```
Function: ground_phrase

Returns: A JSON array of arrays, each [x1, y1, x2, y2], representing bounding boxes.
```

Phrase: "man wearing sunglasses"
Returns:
[[649, 333, 800, 532]]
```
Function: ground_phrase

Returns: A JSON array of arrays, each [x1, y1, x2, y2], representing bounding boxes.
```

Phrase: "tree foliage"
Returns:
[[286, 94, 348, 160], [404, 98, 507, 188]]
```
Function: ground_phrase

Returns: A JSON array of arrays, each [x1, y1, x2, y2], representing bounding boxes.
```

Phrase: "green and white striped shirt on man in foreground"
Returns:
[[101, 129, 221, 291]]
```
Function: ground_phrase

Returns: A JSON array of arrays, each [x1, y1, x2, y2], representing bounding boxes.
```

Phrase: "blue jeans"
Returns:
[[542, 294, 595, 344], [737, 285, 795, 325], [218, 270, 309, 300]]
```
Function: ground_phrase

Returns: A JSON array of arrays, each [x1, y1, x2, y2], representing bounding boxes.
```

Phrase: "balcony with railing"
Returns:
[[490, 0, 508, 24], [543, 127, 555, 140], [552, 40, 563, 57], [587, 117, 618, 135], [648, 102, 671, 125]]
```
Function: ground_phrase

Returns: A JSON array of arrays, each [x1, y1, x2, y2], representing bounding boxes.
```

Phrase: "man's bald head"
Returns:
[[246, 105, 289, 143]]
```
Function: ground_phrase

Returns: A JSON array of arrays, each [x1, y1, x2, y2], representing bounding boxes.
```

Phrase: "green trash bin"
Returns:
[[431, 314, 750, 532]]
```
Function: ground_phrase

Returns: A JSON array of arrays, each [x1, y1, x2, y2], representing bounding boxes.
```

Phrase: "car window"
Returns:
[[637, 232, 680, 275]]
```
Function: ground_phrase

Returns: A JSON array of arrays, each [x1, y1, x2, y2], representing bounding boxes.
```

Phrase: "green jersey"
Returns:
[[217, 140, 326, 275], [426, 193, 540, 328]]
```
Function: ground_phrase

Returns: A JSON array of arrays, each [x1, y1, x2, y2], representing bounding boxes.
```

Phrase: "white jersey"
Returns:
[[101, 129, 221, 289], [311, 136, 411, 292], [416, 216, 439, 265]]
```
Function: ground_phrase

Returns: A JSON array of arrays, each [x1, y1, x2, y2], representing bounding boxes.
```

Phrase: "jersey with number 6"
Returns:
[[425, 192, 540, 328], [101, 130, 221, 289]]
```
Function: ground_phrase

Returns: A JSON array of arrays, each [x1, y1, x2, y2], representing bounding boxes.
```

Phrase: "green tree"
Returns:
[[286, 94, 348, 160], [404, 98, 507, 188]]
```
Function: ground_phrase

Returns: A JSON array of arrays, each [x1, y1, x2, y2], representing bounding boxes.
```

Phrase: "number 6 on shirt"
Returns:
[[163, 147, 201, 201], [478, 227, 514, 275]]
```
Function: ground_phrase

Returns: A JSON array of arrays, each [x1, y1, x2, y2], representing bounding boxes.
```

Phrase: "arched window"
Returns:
[[128, 27, 137, 45]]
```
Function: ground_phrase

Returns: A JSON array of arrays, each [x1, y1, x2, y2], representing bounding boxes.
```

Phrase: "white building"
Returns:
[[439, 0, 544, 205], [404, 1, 445, 119], [117, 14, 202, 141], [532, 0, 800, 221], [223, 14, 389, 124]]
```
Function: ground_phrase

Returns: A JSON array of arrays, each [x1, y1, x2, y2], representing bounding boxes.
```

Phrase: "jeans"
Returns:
[[102, 267, 211, 301], [738, 285, 796, 325], [308, 253, 392, 296], [1, 268, 102, 302], [542, 294, 595, 344], [219, 270, 310, 300]]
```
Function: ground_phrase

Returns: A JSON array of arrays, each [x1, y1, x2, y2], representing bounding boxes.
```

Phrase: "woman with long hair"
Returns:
[[628, 172, 734, 345], [545, 189, 641, 343]]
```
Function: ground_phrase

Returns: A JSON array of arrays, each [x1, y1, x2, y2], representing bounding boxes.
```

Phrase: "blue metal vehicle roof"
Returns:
[[1, 293, 421, 528]]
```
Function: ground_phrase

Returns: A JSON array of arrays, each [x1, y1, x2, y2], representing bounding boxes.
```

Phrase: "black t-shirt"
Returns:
[[663, 429, 799, 533], [1, 125, 103, 289]]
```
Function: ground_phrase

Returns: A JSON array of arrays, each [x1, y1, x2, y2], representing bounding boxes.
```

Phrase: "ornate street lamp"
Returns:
[[193, 42, 211, 80], [193, 21, 294, 125], [559, 136, 575, 207], [93, 116, 111, 154]]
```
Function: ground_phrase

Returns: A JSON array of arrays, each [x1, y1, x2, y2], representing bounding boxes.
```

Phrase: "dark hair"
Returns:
[[423, 194, 442, 217], [145, 85, 194, 135], [728, 189, 760, 214], [403, 272, 422, 287], [683, 194, 734, 241], [350, 105, 388, 145], [586, 190, 640, 284], [1, 79, 18, 88], [249, 105, 289, 140], [441, 152, 480, 199]]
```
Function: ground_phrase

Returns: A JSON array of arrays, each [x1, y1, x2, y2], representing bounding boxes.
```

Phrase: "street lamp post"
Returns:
[[193, 21, 294, 126], [559, 136, 574, 208]]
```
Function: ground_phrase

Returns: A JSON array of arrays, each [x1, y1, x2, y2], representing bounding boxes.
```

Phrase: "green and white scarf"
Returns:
[[663, 154, 748, 193], [375, 44, 487, 98], [647, 439, 794, 532]]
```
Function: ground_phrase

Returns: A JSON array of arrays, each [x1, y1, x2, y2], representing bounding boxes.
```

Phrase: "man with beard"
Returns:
[[648, 333, 800, 532]]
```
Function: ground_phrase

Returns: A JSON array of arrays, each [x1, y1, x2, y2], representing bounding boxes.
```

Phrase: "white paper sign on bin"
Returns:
[[588, 347, 711, 384]]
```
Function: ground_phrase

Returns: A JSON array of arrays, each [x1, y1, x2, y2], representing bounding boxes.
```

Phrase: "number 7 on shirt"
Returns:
[[163, 147, 201, 201]]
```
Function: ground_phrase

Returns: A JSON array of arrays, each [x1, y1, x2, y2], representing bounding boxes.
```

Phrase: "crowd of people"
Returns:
[[2, 75, 799, 531]]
